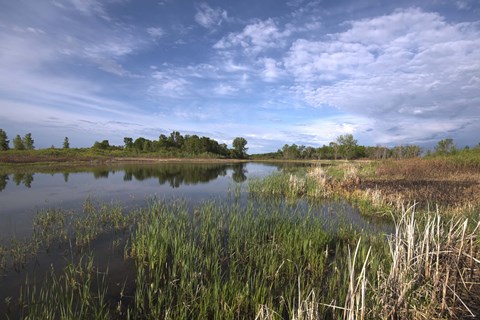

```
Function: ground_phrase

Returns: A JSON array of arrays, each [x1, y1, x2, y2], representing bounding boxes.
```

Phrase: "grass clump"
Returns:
[[19, 254, 110, 320]]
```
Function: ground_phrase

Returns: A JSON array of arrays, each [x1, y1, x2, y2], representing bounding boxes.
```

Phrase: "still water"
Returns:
[[0, 162, 284, 240]]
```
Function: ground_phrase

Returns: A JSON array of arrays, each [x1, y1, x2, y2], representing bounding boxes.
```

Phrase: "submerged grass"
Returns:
[[19, 254, 110, 320]]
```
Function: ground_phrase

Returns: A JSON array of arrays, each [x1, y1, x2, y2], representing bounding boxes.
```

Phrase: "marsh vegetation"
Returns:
[[0, 160, 479, 319]]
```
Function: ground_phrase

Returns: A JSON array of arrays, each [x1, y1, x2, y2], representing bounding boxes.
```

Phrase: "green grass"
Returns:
[[126, 199, 378, 319]]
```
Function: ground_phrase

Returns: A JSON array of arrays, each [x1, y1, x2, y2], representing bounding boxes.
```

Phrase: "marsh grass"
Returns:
[[19, 254, 110, 319], [125, 199, 378, 319]]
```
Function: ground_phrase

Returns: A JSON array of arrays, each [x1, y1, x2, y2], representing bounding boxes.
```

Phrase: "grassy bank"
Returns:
[[0, 148, 241, 165]]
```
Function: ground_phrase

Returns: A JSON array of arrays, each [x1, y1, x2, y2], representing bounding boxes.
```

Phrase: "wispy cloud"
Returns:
[[214, 19, 292, 55], [194, 3, 229, 29], [146, 27, 165, 39]]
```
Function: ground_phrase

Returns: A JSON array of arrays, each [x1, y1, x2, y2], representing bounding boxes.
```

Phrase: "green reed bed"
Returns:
[[125, 199, 381, 319]]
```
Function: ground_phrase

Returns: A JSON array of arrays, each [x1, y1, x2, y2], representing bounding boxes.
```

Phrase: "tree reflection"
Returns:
[[12, 173, 34, 188], [232, 164, 247, 183], [121, 163, 246, 188], [0, 174, 9, 191]]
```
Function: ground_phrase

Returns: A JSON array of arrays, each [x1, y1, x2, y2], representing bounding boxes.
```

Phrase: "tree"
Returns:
[[329, 142, 339, 160], [434, 138, 456, 156], [23, 133, 34, 150], [0, 129, 9, 151], [92, 140, 110, 150], [336, 134, 357, 160], [232, 137, 248, 159], [124, 137, 133, 150], [63, 137, 70, 149], [13, 134, 25, 150]]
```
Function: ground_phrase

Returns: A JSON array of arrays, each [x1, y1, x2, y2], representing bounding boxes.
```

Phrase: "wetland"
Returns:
[[0, 159, 479, 319]]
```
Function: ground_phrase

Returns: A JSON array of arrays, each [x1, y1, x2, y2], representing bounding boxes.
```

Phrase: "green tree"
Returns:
[[434, 138, 456, 156], [13, 134, 25, 150], [63, 137, 70, 149], [232, 137, 248, 159], [92, 140, 110, 150], [23, 133, 34, 150], [124, 137, 133, 150], [329, 142, 339, 160], [336, 134, 357, 160], [0, 129, 9, 150]]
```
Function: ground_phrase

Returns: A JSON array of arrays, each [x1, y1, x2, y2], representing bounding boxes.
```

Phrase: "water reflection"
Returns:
[[0, 163, 254, 191], [0, 174, 8, 191], [12, 173, 34, 188], [122, 163, 234, 188], [232, 163, 247, 183]]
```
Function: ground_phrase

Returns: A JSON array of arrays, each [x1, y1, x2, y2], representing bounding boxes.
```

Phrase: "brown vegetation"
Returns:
[[364, 158, 480, 209]]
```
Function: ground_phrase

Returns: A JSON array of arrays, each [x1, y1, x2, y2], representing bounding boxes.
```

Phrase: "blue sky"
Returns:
[[0, 0, 479, 153]]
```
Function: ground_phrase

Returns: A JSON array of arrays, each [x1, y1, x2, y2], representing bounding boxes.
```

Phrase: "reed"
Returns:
[[125, 199, 375, 319], [374, 204, 480, 319]]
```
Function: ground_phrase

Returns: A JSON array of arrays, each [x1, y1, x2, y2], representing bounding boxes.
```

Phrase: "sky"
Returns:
[[0, 0, 479, 153]]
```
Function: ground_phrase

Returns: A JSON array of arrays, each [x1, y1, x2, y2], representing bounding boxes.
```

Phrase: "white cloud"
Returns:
[[194, 3, 228, 29], [283, 8, 480, 145], [261, 58, 284, 82], [147, 27, 165, 39], [214, 84, 239, 95], [214, 19, 292, 54], [68, 0, 109, 20], [149, 72, 190, 98]]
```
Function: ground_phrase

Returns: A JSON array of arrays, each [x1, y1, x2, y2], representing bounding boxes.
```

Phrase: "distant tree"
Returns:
[[133, 137, 147, 151], [158, 134, 170, 149], [23, 133, 34, 150], [336, 134, 357, 160], [434, 138, 456, 156], [13, 135, 25, 150], [168, 131, 184, 149], [0, 129, 9, 151], [92, 140, 110, 150], [329, 142, 339, 160], [282, 144, 300, 159], [232, 137, 248, 159], [124, 137, 133, 150], [303, 146, 316, 159], [63, 137, 70, 149]]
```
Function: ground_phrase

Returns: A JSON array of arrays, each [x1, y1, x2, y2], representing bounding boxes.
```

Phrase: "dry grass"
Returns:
[[375, 204, 480, 319]]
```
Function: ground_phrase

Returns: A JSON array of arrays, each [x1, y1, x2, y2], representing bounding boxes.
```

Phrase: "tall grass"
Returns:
[[126, 199, 376, 319], [375, 204, 480, 319]]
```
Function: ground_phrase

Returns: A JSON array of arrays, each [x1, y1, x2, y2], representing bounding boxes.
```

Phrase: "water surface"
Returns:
[[0, 162, 282, 240]]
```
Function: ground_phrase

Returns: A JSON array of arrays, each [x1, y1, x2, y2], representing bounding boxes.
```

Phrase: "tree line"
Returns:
[[1, 128, 477, 160], [92, 131, 248, 159], [0, 129, 248, 159], [253, 134, 479, 160]]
